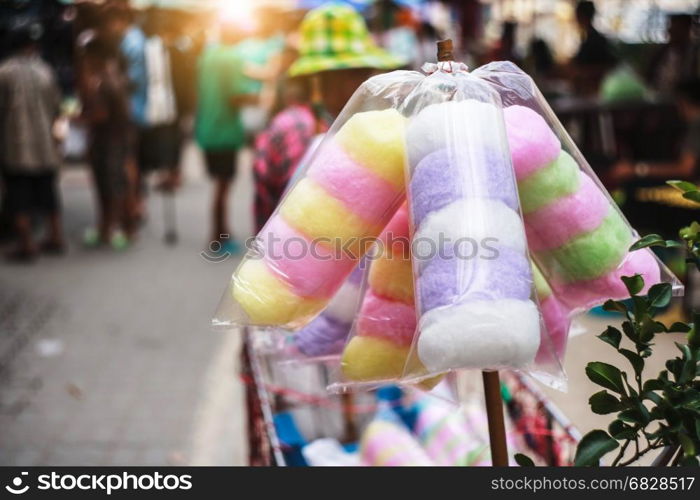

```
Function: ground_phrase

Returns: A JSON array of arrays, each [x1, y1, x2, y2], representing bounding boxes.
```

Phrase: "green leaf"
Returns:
[[514, 453, 535, 466], [682, 191, 700, 203], [644, 391, 662, 405], [619, 348, 645, 376], [608, 419, 637, 440], [574, 430, 619, 466], [643, 379, 664, 392], [598, 327, 622, 349], [619, 407, 649, 425], [640, 317, 664, 343], [602, 300, 628, 314], [586, 362, 627, 395], [589, 390, 623, 414], [629, 234, 665, 251], [668, 322, 691, 333], [679, 433, 696, 457], [622, 322, 638, 343], [680, 455, 699, 466], [622, 274, 645, 296], [647, 283, 672, 308], [667, 180, 698, 193], [632, 296, 650, 319]]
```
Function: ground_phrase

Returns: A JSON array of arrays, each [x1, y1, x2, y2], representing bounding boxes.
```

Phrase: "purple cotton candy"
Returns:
[[409, 148, 518, 227], [295, 314, 351, 357], [418, 246, 532, 314]]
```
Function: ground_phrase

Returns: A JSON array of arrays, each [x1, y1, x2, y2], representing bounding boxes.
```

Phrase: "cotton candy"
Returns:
[[553, 248, 661, 309], [524, 172, 610, 252], [413, 198, 527, 260], [409, 148, 518, 225], [416, 299, 541, 372], [335, 108, 407, 189], [281, 178, 381, 257], [356, 290, 416, 346], [308, 140, 401, 222], [405, 100, 504, 168], [368, 255, 414, 303], [295, 315, 351, 357], [538, 209, 632, 282], [418, 246, 532, 313], [232, 259, 324, 326], [260, 215, 355, 298], [503, 105, 561, 180], [342, 335, 412, 382], [518, 150, 580, 214]]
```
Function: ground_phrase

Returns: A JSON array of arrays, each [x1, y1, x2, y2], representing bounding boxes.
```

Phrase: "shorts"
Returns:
[[137, 124, 182, 173], [204, 150, 238, 180], [2, 170, 60, 215]]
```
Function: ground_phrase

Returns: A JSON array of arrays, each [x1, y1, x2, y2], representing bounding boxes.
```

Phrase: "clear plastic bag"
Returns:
[[292, 264, 364, 358], [213, 71, 425, 329], [396, 61, 557, 383], [471, 61, 683, 312], [335, 204, 443, 390]]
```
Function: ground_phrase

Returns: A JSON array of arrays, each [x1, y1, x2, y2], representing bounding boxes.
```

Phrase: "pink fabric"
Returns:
[[307, 140, 401, 225], [261, 215, 355, 299], [525, 173, 609, 252], [503, 105, 561, 180], [553, 249, 661, 310], [357, 290, 416, 346]]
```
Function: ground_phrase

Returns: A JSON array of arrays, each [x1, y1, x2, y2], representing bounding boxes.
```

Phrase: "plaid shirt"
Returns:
[[253, 104, 317, 231]]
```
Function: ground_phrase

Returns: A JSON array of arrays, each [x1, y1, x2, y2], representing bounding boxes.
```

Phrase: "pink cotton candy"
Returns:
[[553, 248, 661, 310], [525, 173, 609, 252], [378, 202, 411, 259], [307, 140, 402, 225], [503, 105, 561, 180], [535, 295, 570, 365], [357, 290, 417, 346], [261, 215, 355, 299]]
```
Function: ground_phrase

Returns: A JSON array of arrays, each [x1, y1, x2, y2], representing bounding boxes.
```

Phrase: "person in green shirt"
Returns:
[[195, 24, 255, 253]]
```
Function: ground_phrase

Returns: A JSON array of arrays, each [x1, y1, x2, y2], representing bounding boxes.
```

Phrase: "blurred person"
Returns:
[[79, 36, 131, 249], [232, 6, 286, 141], [253, 76, 315, 231], [195, 22, 251, 254], [139, 8, 180, 193], [569, 0, 617, 96], [610, 78, 700, 184], [486, 21, 522, 67], [645, 14, 700, 96], [382, 6, 420, 68], [0, 22, 63, 262]]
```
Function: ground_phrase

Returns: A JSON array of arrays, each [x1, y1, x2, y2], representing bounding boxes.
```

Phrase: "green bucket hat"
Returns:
[[288, 2, 403, 77]]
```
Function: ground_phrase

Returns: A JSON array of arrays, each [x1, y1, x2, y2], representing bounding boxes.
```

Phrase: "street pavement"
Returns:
[[0, 144, 252, 465]]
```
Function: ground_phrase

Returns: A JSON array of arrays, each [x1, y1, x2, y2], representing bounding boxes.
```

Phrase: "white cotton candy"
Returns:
[[324, 280, 361, 325], [406, 99, 503, 167], [416, 299, 541, 372], [413, 198, 527, 259]]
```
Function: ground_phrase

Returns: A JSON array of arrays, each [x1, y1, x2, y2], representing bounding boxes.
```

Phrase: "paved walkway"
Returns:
[[0, 144, 252, 465]]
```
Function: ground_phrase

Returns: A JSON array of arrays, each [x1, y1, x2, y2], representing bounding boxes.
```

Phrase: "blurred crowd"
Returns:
[[0, 0, 699, 263]]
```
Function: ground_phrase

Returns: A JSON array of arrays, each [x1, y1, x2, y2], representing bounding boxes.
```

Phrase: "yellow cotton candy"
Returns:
[[369, 254, 414, 304], [281, 178, 380, 257], [335, 109, 407, 189], [342, 336, 411, 382], [342, 336, 441, 390], [232, 259, 324, 326]]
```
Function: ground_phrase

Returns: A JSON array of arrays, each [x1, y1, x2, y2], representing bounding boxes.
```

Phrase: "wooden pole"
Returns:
[[482, 370, 509, 466], [437, 39, 454, 62]]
